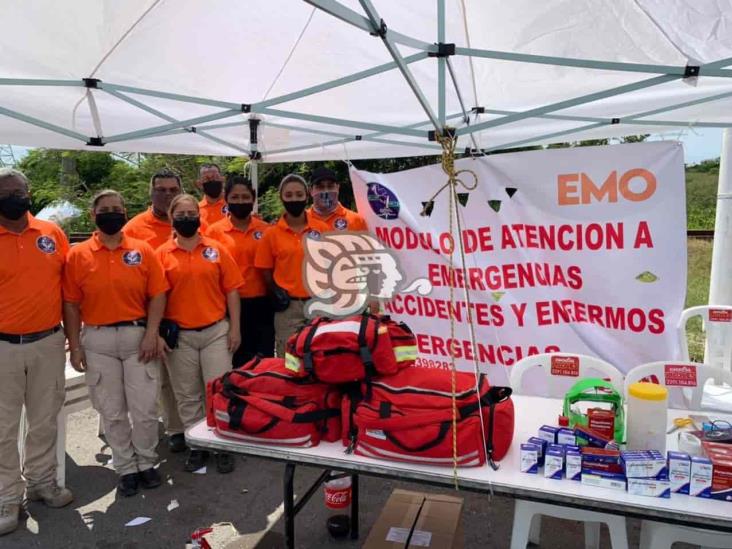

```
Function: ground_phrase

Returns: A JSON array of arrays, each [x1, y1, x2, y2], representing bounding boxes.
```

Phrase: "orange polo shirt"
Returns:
[[254, 213, 330, 299], [0, 214, 69, 334], [206, 215, 271, 298], [156, 236, 243, 329], [63, 233, 169, 325], [199, 197, 228, 226], [307, 203, 368, 232], [124, 208, 173, 249]]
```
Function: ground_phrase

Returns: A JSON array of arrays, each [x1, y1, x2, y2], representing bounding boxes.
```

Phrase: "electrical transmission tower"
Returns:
[[0, 145, 17, 167]]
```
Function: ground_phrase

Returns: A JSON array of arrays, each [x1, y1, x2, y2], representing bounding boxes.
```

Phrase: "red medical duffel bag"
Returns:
[[341, 367, 514, 468], [284, 313, 417, 384], [206, 357, 341, 447]]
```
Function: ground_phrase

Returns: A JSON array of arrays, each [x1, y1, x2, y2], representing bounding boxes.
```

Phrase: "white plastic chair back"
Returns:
[[678, 305, 732, 372], [624, 361, 732, 411], [510, 353, 624, 398]]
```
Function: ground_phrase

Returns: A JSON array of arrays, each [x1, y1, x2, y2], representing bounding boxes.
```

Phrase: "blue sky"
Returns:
[[6, 129, 724, 165]]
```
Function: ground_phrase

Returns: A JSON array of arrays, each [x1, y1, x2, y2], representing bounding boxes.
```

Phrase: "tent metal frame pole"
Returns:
[[482, 122, 608, 153], [453, 47, 732, 78], [104, 88, 249, 153], [709, 128, 732, 309], [455, 74, 679, 136], [303, 0, 436, 52], [0, 78, 84, 87], [0, 105, 88, 142], [358, 0, 441, 132], [437, 0, 446, 127], [256, 107, 426, 138], [99, 82, 243, 110], [103, 108, 244, 144], [254, 51, 429, 109]]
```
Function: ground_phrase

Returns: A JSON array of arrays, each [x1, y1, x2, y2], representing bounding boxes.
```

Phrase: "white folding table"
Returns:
[[186, 395, 732, 549]]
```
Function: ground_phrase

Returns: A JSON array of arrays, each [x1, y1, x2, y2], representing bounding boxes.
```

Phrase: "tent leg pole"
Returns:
[[437, 0, 446, 127], [250, 160, 259, 212], [708, 128, 732, 366], [709, 128, 732, 306]]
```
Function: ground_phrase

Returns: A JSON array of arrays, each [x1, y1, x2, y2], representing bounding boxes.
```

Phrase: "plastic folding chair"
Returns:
[[638, 519, 732, 549], [509, 353, 628, 549], [624, 361, 732, 412], [678, 305, 732, 372], [509, 352, 625, 396], [626, 361, 732, 549]]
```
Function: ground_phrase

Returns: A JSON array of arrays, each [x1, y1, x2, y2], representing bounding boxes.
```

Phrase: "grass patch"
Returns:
[[685, 238, 713, 361]]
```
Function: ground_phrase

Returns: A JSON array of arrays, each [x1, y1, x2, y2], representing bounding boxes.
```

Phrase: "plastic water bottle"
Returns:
[[626, 382, 668, 453], [324, 472, 351, 538]]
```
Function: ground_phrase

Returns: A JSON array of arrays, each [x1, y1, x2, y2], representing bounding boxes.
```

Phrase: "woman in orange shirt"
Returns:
[[206, 174, 273, 366], [156, 194, 243, 474], [63, 190, 168, 498], [254, 174, 329, 357]]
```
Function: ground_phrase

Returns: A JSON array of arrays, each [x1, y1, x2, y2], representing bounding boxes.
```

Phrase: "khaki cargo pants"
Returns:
[[167, 320, 232, 430], [83, 326, 159, 476], [274, 300, 307, 358], [0, 330, 65, 504]]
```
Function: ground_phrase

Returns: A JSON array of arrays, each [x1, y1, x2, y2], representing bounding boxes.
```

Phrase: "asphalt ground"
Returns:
[[4, 409, 692, 549]]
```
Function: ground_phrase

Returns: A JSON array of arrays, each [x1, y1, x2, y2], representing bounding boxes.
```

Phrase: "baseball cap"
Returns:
[[310, 167, 338, 186]]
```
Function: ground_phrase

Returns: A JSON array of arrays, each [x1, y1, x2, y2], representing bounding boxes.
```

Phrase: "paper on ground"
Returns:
[[125, 517, 152, 527]]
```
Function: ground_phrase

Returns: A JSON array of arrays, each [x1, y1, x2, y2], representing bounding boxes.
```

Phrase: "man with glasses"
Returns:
[[0, 168, 72, 535], [124, 169, 187, 453]]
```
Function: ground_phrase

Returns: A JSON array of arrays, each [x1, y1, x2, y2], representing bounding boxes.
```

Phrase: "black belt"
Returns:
[[96, 319, 147, 328], [180, 319, 222, 332], [0, 325, 61, 345], [290, 297, 309, 302]]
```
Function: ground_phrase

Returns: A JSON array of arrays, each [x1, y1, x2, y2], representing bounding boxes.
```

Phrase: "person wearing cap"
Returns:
[[0, 168, 73, 535], [64, 190, 169, 498], [156, 194, 243, 473], [206, 174, 274, 366], [196, 163, 228, 226], [124, 168, 188, 454], [254, 174, 330, 357], [307, 167, 367, 232]]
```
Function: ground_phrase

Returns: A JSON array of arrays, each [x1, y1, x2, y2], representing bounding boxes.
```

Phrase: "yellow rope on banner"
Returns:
[[435, 131, 478, 489]]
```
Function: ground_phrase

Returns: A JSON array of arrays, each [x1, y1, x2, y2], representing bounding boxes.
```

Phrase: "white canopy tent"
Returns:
[[1, 0, 730, 306]]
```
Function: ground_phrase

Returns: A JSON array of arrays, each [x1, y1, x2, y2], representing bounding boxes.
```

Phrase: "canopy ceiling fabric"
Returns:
[[1, 0, 731, 161]]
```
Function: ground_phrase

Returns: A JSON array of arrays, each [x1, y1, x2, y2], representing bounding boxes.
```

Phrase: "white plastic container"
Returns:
[[625, 382, 668, 453]]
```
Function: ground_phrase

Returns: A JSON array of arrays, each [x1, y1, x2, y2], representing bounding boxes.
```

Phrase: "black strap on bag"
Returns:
[[384, 422, 452, 453], [301, 317, 327, 379], [358, 312, 380, 400]]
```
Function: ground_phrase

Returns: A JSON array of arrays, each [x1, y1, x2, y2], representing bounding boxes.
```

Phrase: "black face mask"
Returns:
[[283, 200, 307, 217], [95, 212, 126, 235], [228, 202, 253, 220], [173, 216, 200, 238], [202, 180, 223, 199], [0, 195, 31, 220]]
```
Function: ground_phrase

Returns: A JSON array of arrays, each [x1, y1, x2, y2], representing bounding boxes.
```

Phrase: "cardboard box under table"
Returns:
[[363, 489, 463, 549]]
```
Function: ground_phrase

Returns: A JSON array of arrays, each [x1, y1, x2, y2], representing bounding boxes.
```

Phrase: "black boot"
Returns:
[[184, 450, 209, 472], [117, 473, 139, 497], [138, 467, 161, 489]]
